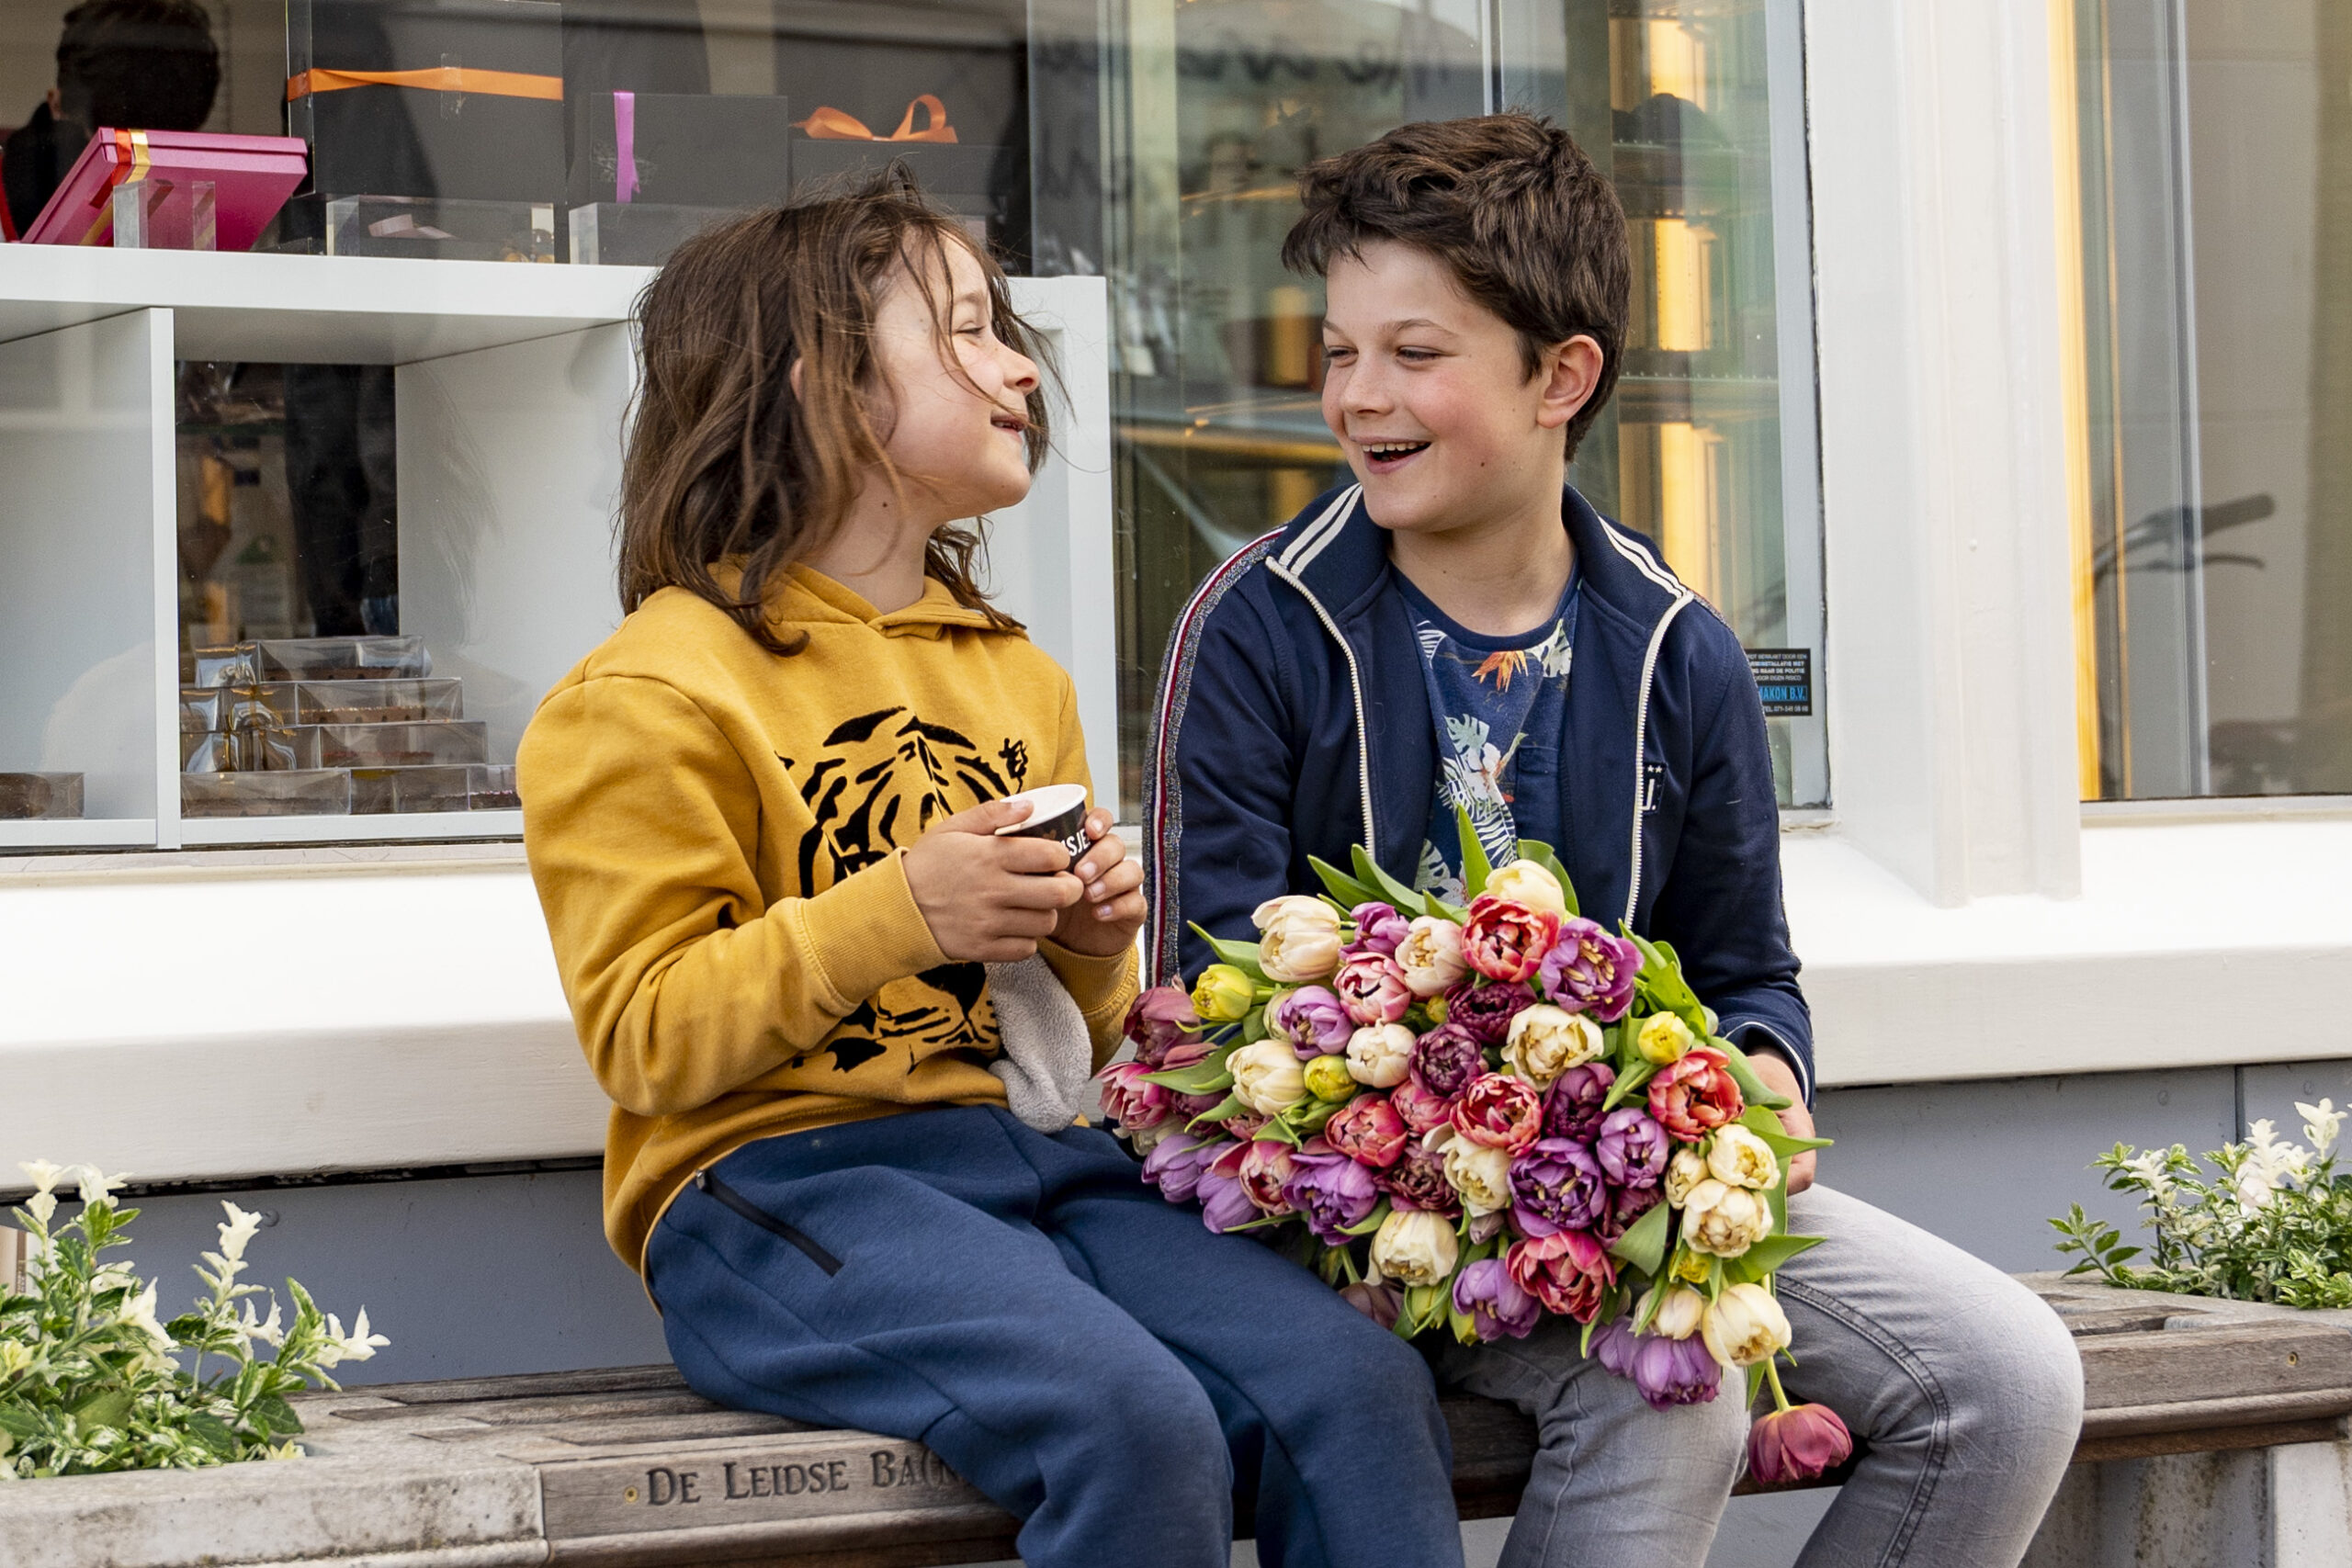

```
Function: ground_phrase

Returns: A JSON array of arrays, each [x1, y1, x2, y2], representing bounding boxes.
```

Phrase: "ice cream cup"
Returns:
[[992, 782, 1091, 870]]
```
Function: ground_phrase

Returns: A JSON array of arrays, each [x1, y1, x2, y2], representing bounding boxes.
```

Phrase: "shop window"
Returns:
[[1081, 0, 1826, 808], [2060, 0, 2352, 800], [1, 0, 1821, 847]]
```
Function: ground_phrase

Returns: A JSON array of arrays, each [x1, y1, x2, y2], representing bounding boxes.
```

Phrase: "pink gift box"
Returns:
[[20, 128, 308, 251]]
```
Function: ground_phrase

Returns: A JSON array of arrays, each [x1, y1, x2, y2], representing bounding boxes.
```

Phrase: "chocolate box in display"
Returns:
[[286, 0, 564, 259], [18, 130, 307, 251], [790, 95, 1004, 233], [0, 774, 84, 821], [179, 637, 515, 819], [567, 91, 795, 265]]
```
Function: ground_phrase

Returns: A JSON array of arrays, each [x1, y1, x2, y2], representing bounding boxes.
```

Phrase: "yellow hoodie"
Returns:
[[517, 567, 1136, 1269]]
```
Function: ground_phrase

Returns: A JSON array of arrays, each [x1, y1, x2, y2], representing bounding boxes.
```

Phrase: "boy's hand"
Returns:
[[1747, 1049, 1818, 1194], [1049, 809, 1146, 958], [901, 799, 1084, 962]]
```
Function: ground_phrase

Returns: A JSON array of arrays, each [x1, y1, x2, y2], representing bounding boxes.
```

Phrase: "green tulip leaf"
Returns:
[[1309, 855, 1380, 908], [1290, 1098, 1340, 1134], [1608, 1198, 1674, 1274], [1722, 1233, 1826, 1285], [1601, 1058, 1657, 1112], [1193, 928, 1273, 983], [1241, 1009, 1271, 1045], [1341, 1202, 1394, 1237], [1737, 1103, 1828, 1156], [1254, 1114, 1302, 1146], [1183, 1092, 1246, 1129], [1142, 1050, 1235, 1094], [1716, 1039, 1792, 1112], [1455, 806, 1494, 898], [1350, 845, 1429, 918]]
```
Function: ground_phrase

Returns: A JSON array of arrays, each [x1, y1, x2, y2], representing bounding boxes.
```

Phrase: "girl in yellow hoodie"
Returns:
[[517, 173, 1462, 1568]]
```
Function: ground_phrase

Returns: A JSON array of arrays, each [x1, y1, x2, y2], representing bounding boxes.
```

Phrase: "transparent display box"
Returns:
[[0, 773, 85, 820], [322, 197, 556, 263], [181, 770, 354, 818], [254, 636, 433, 682], [266, 720, 490, 770], [112, 178, 217, 252], [569, 202, 741, 267], [351, 764, 471, 814], [180, 688, 232, 732], [469, 764, 519, 809], [227, 679, 463, 728]]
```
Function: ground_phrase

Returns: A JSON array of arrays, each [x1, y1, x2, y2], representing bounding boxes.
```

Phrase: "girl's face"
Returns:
[[867, 240, 1041, 524]]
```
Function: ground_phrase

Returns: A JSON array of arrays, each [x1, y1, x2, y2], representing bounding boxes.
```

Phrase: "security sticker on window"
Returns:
[[1746, 649, 1813, 717]]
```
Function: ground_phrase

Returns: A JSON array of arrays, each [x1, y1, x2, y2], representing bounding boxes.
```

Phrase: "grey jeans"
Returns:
[[1432, 1186, 2085, 1567]]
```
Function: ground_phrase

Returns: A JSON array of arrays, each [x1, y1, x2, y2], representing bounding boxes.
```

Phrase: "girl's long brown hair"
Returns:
[[617, 166, 1052, 653]]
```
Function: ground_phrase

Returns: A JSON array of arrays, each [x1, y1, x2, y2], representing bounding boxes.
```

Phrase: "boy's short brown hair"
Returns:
[[1283, 112, 1629, 462]]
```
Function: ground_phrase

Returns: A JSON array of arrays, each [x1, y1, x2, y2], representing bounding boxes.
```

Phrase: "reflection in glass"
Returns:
[[2064, 0, 2352, 798], [1081, 0, 1820, 807]]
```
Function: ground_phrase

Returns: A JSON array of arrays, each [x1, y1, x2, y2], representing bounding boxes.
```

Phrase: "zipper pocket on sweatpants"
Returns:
[[695, 1169, 844, 1276]]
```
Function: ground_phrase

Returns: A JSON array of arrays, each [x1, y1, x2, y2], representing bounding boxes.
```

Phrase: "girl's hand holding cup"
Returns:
[[902, 785, 1143, 962]]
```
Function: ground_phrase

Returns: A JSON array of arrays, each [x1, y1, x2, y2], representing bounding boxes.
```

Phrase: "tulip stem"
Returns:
[[1761, 1354, 1794, 1415]]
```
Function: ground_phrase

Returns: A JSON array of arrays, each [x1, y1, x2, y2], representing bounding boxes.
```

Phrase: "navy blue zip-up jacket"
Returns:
[[1146, 482, 1816, 1102]]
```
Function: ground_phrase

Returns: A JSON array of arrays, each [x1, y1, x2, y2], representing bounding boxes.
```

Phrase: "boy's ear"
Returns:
[[787, 356, 805, 403], [1534, 335, 1605, 433]]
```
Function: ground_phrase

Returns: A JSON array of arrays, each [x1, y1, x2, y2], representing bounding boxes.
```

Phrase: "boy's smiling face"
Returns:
[[1319, 240, 1601, 543]]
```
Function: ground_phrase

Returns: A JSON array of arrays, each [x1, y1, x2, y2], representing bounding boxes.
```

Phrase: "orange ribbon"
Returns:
[[77, 129, 151, 245], [286, 66, 563, 102], [792, 93, 957, 143]]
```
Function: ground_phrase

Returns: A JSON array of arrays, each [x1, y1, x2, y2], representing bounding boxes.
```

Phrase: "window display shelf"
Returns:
[[0, 246, 648, 366], [179, 809, 525, 847], [0, 273, 1112, 853], [0, 820, 156, 851]]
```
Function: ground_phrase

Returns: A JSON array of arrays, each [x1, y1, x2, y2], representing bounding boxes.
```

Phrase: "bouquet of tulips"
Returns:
[[1103, 820, 1851, 1483]]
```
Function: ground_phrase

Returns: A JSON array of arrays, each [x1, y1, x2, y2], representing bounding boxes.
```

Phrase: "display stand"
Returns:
[[0, 247, 1116, 850]]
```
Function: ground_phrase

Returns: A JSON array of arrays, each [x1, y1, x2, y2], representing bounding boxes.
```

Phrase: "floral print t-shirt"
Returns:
[[1395, 570, 1578, 902]]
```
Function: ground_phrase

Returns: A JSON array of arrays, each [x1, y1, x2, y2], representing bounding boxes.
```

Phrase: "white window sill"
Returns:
[[5, 814, 2348, 1187], [1788, 816, 2352, 1087]]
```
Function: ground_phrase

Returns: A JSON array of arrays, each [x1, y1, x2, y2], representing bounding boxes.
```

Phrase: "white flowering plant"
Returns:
[[2051, 1100, 2352, 1309], [1, 1160, 388, 1479]]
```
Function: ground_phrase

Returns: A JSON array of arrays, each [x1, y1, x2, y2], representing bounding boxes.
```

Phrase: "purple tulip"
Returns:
[[1598, 1182, 1662, 1246], [1282, 1142, 1382, 1244], [1348, 902, 1412, 958], [1453, 1259, 1542, 1341], [1340, 1280, 1403, 1329], [1170, 1089, 1228, 1123], [1595, 1108, 1669, 1189], [1373, 1138, 1462, 1216], [1442, 980, 1536, 1045], [1538, 919, 1642, 1021], [1510, 1137, 1610, 1236], [1411, 1023, 1487, 1100], [1591, 1316, 1640, 1379], [1197, 1168, 1260, 1235], [1628, 1330, 1723, 1410], [1124, 985, 1204, 1066], [1271, 986, 1354, 1060], [1542, 1062, 1617, 1143], [1141, 1131, 1225, 1204]]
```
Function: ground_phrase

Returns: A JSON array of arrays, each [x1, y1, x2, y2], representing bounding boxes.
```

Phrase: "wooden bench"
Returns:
[[3, 1280, 2347, 1568]]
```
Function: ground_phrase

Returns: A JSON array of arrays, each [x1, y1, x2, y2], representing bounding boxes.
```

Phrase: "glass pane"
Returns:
[[1082, 0, 1826, 808], [2065, 0, 2352, 798]]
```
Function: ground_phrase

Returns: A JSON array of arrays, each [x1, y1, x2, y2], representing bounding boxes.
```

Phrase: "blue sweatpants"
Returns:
[[646, 1106, 1464, 1568]]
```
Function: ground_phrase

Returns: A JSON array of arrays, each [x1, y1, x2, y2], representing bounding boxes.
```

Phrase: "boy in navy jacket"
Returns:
[[1150, 114, 2083, 1567]]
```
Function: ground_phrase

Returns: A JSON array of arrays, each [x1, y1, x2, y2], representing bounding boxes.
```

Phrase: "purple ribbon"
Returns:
[[614, 90, 637, 204]]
